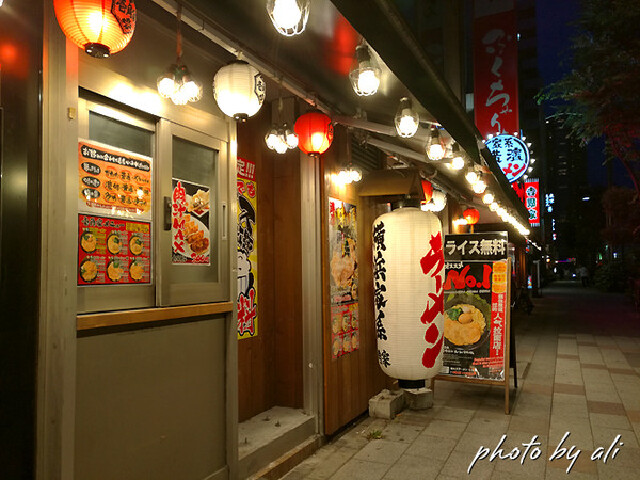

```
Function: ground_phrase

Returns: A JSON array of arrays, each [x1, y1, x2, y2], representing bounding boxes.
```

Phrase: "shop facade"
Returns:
[[0, 0, 532, 478]]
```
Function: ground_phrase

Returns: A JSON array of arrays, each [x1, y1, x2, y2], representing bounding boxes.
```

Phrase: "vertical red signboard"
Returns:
[[474, 9, 519, 139], [524, 178, 541, 227]]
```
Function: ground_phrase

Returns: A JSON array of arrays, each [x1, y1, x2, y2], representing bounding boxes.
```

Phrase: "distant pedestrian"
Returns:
[[579, 266, 589, 287]]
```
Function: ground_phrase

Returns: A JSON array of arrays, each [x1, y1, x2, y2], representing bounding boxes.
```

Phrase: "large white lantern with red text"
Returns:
[[372, 207, 445, 381]]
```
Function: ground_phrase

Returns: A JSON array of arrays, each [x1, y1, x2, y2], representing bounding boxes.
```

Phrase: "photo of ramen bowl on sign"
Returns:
[[444, 292, 492, 350]]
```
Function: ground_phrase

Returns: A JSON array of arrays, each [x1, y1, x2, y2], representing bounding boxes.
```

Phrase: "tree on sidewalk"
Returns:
[[537, 0, 640, 196]]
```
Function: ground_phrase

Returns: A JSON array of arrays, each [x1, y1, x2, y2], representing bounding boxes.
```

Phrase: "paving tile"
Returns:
[[547, 446, 597, 475], [588, 401, 626, 416], [557, 353, 580, 360], [329, 459, 389, 480], [523, 383, 554, 396], [434, 406, 476, 423], [422, 419, 468, 440], [441, 450, 495, 479], [595, 463, 640, 480], [626, 410, 640, 422], [382, 453, 444, 480], [592, 428, 638, 450], [583, 364, 608, 370], [554, 383, 586, 395], [379, 421, 423, 444], [453, 431, 498, 454], [590, 413, 632, 430], [405, 434, 457, 460], [302, 448, 358, 479], [353, 440, 409, 465], [608, 368, 637, 376]]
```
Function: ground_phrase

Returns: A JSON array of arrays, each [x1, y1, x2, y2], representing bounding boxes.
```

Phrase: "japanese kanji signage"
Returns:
[[524, 178, 541, 227], [237, 158, 258, 339], [78, 140, 152, 220], [473, 8, 519, 139], [486, 134, 530, 183], [171, 179, 211, 265], [440, 232, 510, 382], [329, 198, 359, 359], [78, 213, 151, 285]]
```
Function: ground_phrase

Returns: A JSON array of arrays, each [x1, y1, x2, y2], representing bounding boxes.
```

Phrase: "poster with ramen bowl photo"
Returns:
[[440, 232, 510, 381]]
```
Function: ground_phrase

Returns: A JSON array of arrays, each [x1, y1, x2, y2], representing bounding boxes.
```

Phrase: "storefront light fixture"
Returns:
[[214, 60, 266, 121], [449, 142, 465, 170], [157, 2, 202, 106], [472, 179, 487, 194], [265, 97, 298, 154], [54, 0, 137, 58], [336, 165, 363, 185], [489, 202, 499, 212], [349, 44, 381, 96], [465, 168, 478, 185], [394, 97, 419, 138], [266, 0, 309, 36], [426, 128, 445, 161], [429, 190, 447, 212], [482, 192, 494, 205]]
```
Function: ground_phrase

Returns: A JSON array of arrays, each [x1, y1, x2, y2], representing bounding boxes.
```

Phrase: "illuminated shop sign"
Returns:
[[486, 134, 530, 183], [524, 178, 540, 227]]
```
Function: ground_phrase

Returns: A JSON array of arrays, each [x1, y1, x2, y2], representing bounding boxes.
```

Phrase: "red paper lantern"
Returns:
[[421, 180, 433, 204], [294, 112, 334, 156], [463, 208, 480, 226], [54, 0, 137, 58]]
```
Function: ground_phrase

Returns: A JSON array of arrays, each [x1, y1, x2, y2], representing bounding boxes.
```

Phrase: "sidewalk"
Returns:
[[280, 281, 640, 479]]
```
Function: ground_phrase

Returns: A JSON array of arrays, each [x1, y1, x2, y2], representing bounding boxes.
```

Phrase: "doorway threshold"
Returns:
[[238, 406, 316, 478]]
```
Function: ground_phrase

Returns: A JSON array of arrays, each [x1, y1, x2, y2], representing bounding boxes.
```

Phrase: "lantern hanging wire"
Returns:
[[157, 1, 202, 106]]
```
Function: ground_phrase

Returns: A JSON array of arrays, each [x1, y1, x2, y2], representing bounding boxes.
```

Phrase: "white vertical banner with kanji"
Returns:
[[237, 158, 258, 339]]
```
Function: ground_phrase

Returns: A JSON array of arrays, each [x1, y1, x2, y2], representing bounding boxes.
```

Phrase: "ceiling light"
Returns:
[[482, 193, 494, 204], [465, 169, 478, 185], [157, 4, 202, 106], [427, 128, 445, 161], [349, 44, 381, 96], [394, 97, 419, 138], [267, 0, 309, 36], [472, 180, 487, 194]]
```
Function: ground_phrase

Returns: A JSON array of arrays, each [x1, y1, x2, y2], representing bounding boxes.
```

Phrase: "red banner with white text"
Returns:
[[474, 10, 519, 139]]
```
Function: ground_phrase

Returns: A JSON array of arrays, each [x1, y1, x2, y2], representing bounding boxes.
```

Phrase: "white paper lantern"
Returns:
[[372, 207, 445, 381], [213, 61, 266, 121]]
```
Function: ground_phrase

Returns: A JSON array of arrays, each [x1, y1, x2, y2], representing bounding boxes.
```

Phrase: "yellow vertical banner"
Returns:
[[237, 158, 258, 338]]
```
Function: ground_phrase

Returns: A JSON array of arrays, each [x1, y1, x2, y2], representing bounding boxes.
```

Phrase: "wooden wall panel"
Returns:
[[237, 104, 304, 422], [321, 128, 392, 435], [274, 153, 304, 408], [237, 106, 276, 422]]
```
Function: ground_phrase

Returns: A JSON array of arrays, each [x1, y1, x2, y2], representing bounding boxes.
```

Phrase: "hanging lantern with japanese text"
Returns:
[[372, 208, 445, 381], [54, 0, 136, 58]]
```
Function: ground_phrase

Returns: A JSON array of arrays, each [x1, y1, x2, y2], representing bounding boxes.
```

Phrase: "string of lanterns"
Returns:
[[53, 0, 529, 237]]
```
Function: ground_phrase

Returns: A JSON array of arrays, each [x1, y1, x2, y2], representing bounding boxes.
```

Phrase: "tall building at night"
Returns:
[[544, 115, 591, 261]]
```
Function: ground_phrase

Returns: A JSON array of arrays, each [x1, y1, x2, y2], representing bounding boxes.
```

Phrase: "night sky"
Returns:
[[535, 0, 632, 189]]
